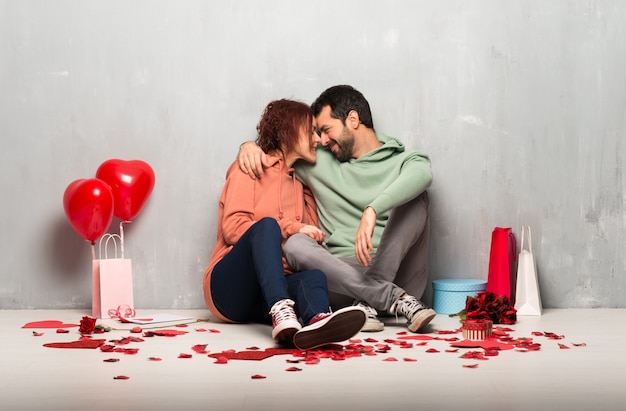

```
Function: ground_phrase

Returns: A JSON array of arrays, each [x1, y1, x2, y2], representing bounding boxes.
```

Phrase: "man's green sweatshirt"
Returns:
[[295, 132, 432, 257]]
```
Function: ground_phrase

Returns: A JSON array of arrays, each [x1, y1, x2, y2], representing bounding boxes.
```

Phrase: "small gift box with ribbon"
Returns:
[[462, 319, 493, 341]]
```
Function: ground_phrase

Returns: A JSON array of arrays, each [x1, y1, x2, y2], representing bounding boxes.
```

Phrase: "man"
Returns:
[[238, 85, 435, 332]]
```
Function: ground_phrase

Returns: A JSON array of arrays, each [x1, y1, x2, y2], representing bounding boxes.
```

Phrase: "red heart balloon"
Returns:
[[96, 159, 155, 221], [63, 178, 114, 244]]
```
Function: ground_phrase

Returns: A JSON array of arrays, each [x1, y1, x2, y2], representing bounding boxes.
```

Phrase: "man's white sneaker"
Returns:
[[353, 300, 384, 332], [269, 299, 301, 343], [389, 295, 436, 333]]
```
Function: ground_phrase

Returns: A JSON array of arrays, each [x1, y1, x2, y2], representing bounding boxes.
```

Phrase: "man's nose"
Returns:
[[320, 133, 330, 146]]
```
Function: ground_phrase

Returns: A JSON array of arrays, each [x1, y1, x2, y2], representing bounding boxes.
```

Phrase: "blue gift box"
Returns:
[[432, 279, 487, 314]]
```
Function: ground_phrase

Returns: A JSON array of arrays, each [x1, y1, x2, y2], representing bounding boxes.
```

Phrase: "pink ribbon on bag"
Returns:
[[108, 305, 136, 320]]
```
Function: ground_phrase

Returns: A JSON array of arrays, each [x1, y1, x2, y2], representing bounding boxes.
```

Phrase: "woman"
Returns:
[[203, 99, 365, 350]]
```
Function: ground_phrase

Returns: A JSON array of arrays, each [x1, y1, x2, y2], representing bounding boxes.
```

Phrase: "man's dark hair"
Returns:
[[311, 85, 374, 130]]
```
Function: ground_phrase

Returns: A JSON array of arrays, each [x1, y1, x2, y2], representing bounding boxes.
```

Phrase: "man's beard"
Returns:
[[332, 127, 355, 162]]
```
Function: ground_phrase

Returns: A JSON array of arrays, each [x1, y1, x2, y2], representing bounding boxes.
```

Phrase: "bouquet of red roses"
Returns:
[[451, 291, 517, 325]]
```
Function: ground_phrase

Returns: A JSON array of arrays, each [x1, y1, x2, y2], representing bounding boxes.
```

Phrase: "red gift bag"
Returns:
[[92, 234, 135, 319], [486, 227, 517, 301]]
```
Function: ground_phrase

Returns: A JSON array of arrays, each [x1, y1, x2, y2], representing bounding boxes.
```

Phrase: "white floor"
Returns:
[[1, 308, 625, 411]]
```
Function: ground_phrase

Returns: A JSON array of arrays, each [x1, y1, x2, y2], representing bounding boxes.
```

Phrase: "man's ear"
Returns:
[[346, 109, 360, 130]]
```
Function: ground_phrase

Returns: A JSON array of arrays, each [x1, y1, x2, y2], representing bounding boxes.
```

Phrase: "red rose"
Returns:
[[79, 316, 97, 334], [498, 308, 517, 325], [464, 292, 517, 325], [478, 292, 496, 307]]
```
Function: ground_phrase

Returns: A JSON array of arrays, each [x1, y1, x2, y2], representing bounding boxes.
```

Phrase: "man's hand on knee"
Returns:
[[355, 206, 376, 266]]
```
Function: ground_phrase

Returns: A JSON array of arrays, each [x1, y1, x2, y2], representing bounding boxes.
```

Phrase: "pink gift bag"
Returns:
[[486, 227, 517, 302], [92, 234, 134, 319]]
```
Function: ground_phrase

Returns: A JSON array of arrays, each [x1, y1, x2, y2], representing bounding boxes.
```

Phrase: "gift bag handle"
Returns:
[[520, 226, 533, 253], [97, 233, 123, 259]]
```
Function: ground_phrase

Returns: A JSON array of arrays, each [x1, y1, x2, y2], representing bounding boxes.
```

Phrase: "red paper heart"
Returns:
[[44, 339, 106, 349], [22, 320, 79, 329], [264, 348, 300, 356], [208, 351, 275, 361], [207, 347, 300, 361], [451, 337, 514, 351], [144, 329, 188, 337], [96, 159, 155, 221]]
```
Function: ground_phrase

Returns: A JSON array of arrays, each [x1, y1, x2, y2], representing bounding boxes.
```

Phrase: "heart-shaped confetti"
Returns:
[[23, 320, 79, 329], [44, 339, 106, 349]]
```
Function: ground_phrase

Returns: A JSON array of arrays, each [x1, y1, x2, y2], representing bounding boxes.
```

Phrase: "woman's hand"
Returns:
[[238, 142, 269, 179], [299, 225, 325, 244]]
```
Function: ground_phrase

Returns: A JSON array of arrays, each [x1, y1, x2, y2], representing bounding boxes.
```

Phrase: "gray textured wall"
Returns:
[[1, 0, 624, 310]]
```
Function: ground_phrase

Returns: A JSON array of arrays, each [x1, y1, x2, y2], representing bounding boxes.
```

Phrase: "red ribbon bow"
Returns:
[[108, 305, 136, 319]]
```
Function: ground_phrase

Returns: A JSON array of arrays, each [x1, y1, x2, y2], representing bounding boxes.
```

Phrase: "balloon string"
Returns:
[[120, 220, 132, 258], [91, 242, 96, 260], [120, 221, 125, 259]]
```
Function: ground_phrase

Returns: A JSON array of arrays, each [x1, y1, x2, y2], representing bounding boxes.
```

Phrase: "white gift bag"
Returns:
[[514, 226, 542, 315]]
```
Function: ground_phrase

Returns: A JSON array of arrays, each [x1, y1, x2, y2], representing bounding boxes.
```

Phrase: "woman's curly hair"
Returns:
[[256, 99, 313, 157]]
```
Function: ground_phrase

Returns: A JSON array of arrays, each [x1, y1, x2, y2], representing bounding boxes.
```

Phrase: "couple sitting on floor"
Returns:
[[203, 85, 435, 350]]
